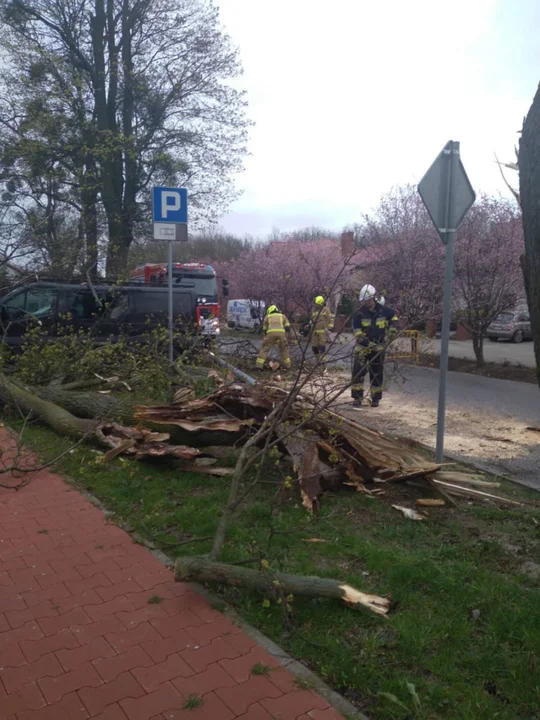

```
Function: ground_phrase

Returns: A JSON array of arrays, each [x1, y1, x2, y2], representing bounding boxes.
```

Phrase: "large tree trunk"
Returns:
[[519, 84, 540, 385], [0, 374, 95, 439], [175, 556, 391, 617], [81, 157, 99, 278], [30, 386, 134, 424]]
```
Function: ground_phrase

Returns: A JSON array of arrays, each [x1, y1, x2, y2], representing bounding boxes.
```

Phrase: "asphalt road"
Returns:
[[218, 336, 540, 488]]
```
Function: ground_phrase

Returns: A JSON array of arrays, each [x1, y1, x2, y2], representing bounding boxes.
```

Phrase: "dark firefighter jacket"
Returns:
[[352, 302, 398, 349]]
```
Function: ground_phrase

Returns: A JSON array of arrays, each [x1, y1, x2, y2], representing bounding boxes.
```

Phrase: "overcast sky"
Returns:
[[215, 0, 539, 238]]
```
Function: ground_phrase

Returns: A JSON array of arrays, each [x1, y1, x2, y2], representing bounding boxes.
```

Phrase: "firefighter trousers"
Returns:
[[351, 348, 385, 400], [311, 331, 328, 355], [256, 333, 291, 368]]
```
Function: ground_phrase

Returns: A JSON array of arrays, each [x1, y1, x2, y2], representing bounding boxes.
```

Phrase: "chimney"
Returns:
[[341, 231, 354, 258]]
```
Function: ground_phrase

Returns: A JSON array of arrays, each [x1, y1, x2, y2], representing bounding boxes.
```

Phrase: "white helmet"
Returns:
[[359, 284, 377, 302]]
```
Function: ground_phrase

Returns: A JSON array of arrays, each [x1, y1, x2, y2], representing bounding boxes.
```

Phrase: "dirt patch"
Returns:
[[520, 561, 540, 581], [416, 353, 538, 384]]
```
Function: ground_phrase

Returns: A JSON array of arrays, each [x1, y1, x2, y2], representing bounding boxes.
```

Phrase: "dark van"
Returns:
[[0, 281, 219, 349]]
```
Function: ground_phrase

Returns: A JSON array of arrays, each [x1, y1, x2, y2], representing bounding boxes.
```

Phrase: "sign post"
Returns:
[[152, 186, 188, 363], [418, 141, 475, 462]]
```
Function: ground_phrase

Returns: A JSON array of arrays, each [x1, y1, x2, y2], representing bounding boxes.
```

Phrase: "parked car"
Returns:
[[486, 309, 532, 343], [0, 280, 218, 351], [226, 299, 265, 332]]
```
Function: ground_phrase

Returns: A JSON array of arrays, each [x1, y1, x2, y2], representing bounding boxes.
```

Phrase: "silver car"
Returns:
[[487, 309, 532, 343]]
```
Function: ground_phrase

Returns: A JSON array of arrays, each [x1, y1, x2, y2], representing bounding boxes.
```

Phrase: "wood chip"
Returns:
[[432, 480, 522, 505], [416, 498, 445, 507], [392, 505, 425, 520], [434, 472, 501, 489]]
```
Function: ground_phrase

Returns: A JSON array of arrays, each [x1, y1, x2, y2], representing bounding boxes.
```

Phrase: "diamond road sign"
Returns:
[[418, 140, 475, 244]]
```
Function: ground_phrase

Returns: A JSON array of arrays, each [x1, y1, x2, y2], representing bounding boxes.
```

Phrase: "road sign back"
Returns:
[[418, 140, 475, 243]]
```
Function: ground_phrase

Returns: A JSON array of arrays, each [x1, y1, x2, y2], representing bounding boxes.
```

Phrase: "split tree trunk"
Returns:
[[175, 556, 391, 617], [519, 84, 540, 385]]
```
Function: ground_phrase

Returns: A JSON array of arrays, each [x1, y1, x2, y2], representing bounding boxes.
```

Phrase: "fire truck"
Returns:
[[129, 263, 220, 335]]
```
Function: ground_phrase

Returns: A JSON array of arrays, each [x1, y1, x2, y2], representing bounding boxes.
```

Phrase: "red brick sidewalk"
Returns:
[[0, 465, 344, 719]]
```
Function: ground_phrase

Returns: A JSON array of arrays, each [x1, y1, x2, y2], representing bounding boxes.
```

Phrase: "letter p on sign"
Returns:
[[162, 191, 181, 218]]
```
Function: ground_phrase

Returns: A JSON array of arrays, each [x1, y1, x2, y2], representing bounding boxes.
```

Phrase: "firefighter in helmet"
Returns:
[[255, 305, 291, 370], [351, 285, 398, 407], [310, 295, 334, 357]]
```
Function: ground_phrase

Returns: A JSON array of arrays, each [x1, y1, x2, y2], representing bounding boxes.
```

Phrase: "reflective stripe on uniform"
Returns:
[[391, 315, 398, 321], [354, 330, 364, 337], [361, 319, 371, 327], [314, 329, 327, 334], [376, 319, 387, 328], [255, 357, 265, 366], [266, 328, 286, 333]]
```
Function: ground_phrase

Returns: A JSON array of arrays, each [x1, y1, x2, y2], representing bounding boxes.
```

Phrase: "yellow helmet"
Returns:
[[267, 305, 279, 315], [314, 295, 325, 306]]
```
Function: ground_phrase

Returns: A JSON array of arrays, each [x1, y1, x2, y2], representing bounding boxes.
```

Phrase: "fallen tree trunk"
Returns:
[[0, 373, 95, 439], [30, 386, 134, 424], [175, 555, 391, 617]]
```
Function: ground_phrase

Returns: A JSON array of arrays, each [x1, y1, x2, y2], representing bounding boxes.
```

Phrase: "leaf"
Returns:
[[377, 692, 409, 712], [406, 681, 421, 709]]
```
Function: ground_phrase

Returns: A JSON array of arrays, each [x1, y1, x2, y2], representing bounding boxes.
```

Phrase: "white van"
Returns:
[[227, 299, 266, 331]]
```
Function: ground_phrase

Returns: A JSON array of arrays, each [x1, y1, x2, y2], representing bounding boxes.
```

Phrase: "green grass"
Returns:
[[15, 421, 540, 720], [182, 694, 202, 710], [251, 662, 272, 676]]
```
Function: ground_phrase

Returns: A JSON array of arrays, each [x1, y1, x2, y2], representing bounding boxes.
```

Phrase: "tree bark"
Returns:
[[81, 156, 99, 277], [29, 386, 134, 425], [519, 83, 540, 385], [0, 374, 95, 439], [175, 556, 391, 617], [472, 334, 485, 367]]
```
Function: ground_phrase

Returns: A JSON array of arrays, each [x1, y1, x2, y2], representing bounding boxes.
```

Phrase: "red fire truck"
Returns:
[[129, 263, 220, 334]]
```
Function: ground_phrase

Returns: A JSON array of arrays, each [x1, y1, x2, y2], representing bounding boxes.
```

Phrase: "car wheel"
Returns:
[[513, 330, 524, 344], [488, 337, 498, 342]]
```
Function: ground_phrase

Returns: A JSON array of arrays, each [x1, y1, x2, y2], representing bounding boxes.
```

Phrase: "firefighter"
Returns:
[[310, 295, 334, 357], [351, 285, 398, 408], [255, 305, 291, 370]]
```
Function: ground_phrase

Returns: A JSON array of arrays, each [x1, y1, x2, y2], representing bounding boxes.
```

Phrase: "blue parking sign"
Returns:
[[152, 187, 188, 223]]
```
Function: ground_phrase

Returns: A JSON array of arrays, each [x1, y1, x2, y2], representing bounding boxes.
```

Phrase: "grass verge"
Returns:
[[416, 353, 537, 384], [14, 421, 540, 720]]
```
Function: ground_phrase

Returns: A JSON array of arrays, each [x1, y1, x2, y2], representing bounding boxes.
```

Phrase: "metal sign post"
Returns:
[[418, 141, 475, 462], [151, 186, 188, 363]]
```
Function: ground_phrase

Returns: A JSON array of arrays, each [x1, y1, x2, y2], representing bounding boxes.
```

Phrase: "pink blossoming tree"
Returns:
[[452, 195, 524, 365], [216, 238, 354, 318]]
